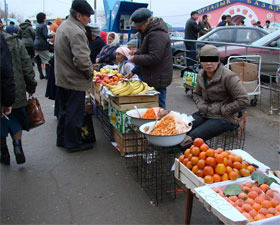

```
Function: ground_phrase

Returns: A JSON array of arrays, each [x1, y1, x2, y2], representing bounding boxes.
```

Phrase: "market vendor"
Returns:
[[181, 45, 250, 146], [115, 46, 137, 78]]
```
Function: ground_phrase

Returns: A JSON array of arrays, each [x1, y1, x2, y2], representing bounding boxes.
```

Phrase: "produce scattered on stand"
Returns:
[[94, 69, 124, 86], [141, 107, 162, 119], [106, 80, 153, 96], [212, 172, 280, 222], [178, 138, 256, 183], [149, 112, 190, 135]]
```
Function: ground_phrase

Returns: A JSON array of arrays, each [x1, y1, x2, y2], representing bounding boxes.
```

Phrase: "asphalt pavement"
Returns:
[[1, 68, 279, 224]]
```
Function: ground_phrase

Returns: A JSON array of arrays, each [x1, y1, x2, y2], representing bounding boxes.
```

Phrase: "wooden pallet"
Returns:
[[110, 94, 158, 105], [110, 98, 158, 111]]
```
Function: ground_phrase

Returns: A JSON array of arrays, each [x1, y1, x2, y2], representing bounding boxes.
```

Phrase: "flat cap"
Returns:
[[130, 8, 151, 26], [127, 39, 137, 48], [199, 45, 220, 57], [87, 23, 100, 36], [71, 0, 95, 15]]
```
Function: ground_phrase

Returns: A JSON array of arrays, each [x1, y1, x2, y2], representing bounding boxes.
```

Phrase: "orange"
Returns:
[[191, 156, 199, 165], [193, 138, 204, 147], [236, 199, 244, 207], [215, 147, 224, 154], [197, 159, 206, 169], [254, 214, 265, 221], [206, 149, 215, 157], [252, 203, 262, 211], [259, 193, 268, 200], [227, 159, 233, 167], [261, 200, 272, 209], [251, 187, 262, 195], [223, 158, 228, 166], [200, 143, 209, 152], [183, 158, 189, 166], [222, 173, 229, 181], [233, 168, 240, 175], [203, 166, 214, 176], [247, 165, 255, 173], [196, 169, 204, 178], [216, 154, 224, 163], [234, 155, 242, 162], [242, 203, 252, 213], [245, 198, 254, 206], [266, 189, 275, 198], [228, 154, 235, 162], [199, 152, 206, 160], [255, 196, 265, 205], [221, 151, 229, 158], [204, 175, 213, 184], [188, 153, 193, 160], [267, 207, 277, 215], [249, 209, 258, 218], [240, 168, 250, 177], [190, 145, 194, 151], [205, 157, 216, 167], [244, 182, 253, 188], [238, 193, 248, 201], [259, 208, 268, 215], [191, 146, 200, 156], [266, 213, 274, 218], [186, 161, 193, 169], [226, 166, 233, 174], [233, 162, 242, 170], [271, 199, 279, 207], [179, 155, 185, 163], [275, 205, 280, 212], [259, 184, 269, 193], [184, 149, 191, 158], [248, 191, 258, 199], [242, 186, 251, 194], [229, 196, 238, 202], [229, 171, 238, 180], [213, 174, 221, 183], [215, 163, 226, 175], [192, 165, 199, 174]]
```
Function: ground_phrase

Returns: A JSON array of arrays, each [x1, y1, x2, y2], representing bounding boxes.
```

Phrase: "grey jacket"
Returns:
[[34, 23, 52, 51], [54, 16, 93, 91], [18, 22, 35, 47], [193, 64, 249, 124], [3, 32, 37, 109]]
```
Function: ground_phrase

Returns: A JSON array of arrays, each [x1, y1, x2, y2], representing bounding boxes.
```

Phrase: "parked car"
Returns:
[[172, 26, 269, 67], [218, 30, 280, 77]]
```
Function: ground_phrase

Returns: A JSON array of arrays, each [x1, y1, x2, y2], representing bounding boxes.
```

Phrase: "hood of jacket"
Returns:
[[19, 22, 32, 30], [145, 17, 168, 34]]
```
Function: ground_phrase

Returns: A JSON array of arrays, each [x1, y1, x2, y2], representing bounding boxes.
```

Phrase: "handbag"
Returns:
[[26, 96, 45, 129], [81, 113, 96, 143]]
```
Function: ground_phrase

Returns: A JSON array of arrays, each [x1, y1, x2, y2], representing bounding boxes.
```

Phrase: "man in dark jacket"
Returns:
[[217, 15, 227, 27], [54, 0, 95, 152], [199, 15, 211, 37], [18, 19, 36, 59], [86, 23, 106, 64], [6, 21, 18, 34], [129, 8, 172, 108], [184, 11, 201, 69]]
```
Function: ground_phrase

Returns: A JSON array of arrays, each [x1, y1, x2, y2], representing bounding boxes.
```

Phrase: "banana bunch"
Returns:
[[108, 81, 151, 96]]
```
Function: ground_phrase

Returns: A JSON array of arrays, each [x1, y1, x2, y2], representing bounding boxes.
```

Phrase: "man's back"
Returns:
[[6, 25, 18, 35], [184, 17, 201, 40]]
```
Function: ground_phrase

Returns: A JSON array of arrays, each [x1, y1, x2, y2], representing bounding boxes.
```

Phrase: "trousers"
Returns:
[[184, 41, 196, 67], [56, 87, 85, 149], [155, 87, 167, 109]]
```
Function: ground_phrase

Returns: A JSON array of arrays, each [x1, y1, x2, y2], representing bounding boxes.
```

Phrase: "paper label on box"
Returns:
[[183, 71, 198, 87], [108, 104, 132, 133]]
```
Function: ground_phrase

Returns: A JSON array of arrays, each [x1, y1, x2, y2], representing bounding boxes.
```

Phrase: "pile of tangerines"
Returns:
[[213, 182, 280, 221], [178, 138, 256, 184]]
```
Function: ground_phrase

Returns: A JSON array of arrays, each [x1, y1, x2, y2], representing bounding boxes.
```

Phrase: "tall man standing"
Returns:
[[54, 0, 95, 152], [128, 8, 173, 109], [184, 11, 201, 69]]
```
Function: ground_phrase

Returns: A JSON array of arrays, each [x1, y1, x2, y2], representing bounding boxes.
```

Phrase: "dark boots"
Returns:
[[35, 56, 45, 79], [45, 64, 50, 80], [13, 139, 26, 164], [1, 138, 10, 165]]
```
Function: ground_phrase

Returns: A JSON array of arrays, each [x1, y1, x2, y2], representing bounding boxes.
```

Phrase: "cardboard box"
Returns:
[[241, 80, 258, 94], [113, 128, 145, 156], [183, 71, 198, 87], [230, 62, 258, 82], [108, 103, 132, 133]]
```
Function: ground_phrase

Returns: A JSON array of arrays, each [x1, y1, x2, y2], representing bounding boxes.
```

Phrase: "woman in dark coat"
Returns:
[[1, 31, 37, 165]]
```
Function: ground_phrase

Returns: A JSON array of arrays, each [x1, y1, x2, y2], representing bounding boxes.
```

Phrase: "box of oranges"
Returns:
[[175, 138, 268, 192], [194, 174, 280, 224]]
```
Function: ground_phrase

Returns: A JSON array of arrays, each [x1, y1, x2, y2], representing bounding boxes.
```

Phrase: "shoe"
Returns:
[[56, 140, 64, 147], [0, 146, 10, 165], [66, 143, 93, 153], [13, 139, 26, 164]]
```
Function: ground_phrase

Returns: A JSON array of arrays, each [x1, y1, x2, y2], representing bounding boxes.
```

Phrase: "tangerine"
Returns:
[[247, 165, 255, 173], [242, 186, 251, 194], [215, 148, 224, 154], [236, 199, 244, 207], [261, 200, 272, 209], [240, 168, 250, 177], [193, 138, 204, 147], [205, 157, 216, 167], [248, 191, 258, 199], [227, 159, 233, 167], [259, 208, 268, 215], [213, 174, 221, 183], [252, 203, 262, 211], [186, 161, 193, 169], [200, 143, 209, 152], [275, 205, 280, 212], [233, 162, 242, 170], [229, 171, 238, 180], [192, 165, 199, 174], [179, 155, 185, 163], [255, 196, 265, 204], [266, 189, 275, 198], [199, 152, 206, 160], [226, 166, 233, 174], [254, 214, 265, 221], [196, 169, 204, 178], [206, 149, 215, 157], [234, 155, 243, 162], [229, 196, 238, 202], [245, 198, 254, 206], [183, 158, 189, 166], [188, 153, 193, 160], [203, 166, 214, 176], [216, 154, 224, 163], [249, 209, 258, 218], [259, 184, 269, 193], [191, 146, 200, 156], [251, 187, 262, 195], [215, 163, 226, 175], [197, 159, 206, 169], [267, 207, 277, 215], [221, 151, 229, 159], [242, 203, 253, 212], [271, 199, 279, 207], [223, 158, 228, 166], [184, 149, 191, 158], [204, 175, 213, 184], [222, 173, 229, 181], [239, 193, 248, 201], [191, 156, 199, 165], [244, 182, 253, 188], [266, 213, 274, 218]]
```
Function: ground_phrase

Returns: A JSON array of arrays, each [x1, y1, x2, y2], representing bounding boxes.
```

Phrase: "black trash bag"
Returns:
[[81, 113, 96, 143]]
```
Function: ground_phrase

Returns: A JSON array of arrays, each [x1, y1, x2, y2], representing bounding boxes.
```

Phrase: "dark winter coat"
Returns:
[[193, 64, 249, 124], [96, 43, 119, 65], [133, 17, 173, 89], [6, 25, 18, 35], [18, 22, 35, 47], [217, 21, 226, 27], [3, 32, 37, 109], [199, 21, 211, 37], [184, 17, 201, 40], [89, 36, 106, 64], [0, 32, 15, 107], [34, 23, 52, 51]]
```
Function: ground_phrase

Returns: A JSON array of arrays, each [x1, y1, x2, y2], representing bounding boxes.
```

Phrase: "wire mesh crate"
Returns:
[[140, 144, 181, 205], [102, 108, 114, 142]]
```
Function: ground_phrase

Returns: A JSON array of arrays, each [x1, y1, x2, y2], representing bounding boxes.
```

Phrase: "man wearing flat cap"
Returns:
[[181, 45, 249, 146], [128, 8, 173, 109], [54, 0, 95, 152]]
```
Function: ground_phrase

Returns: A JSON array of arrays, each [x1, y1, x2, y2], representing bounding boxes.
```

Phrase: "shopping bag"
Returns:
[[81, 113, 96, 143], [26, 96, 45, 129]]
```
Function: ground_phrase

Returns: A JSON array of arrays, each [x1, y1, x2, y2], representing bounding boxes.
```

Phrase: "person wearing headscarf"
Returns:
[[96, 32, 120, 66], [115, 46, 136, 77]]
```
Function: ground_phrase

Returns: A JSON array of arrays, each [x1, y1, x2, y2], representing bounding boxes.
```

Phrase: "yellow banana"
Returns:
[[131, 82, 144, 95], [111, 81, 125, 91], [111, 82, 128, 94], [112, 82, 130, 95], [119, 83, 133, 96], [138, 82, 148, 95]]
